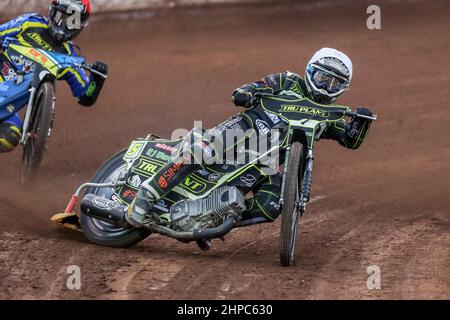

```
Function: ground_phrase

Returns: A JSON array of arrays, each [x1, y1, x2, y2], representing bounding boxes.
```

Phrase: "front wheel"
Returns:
[[279, 141, 304, 266], [80, 149, 152, 248], [21, 82, 55, 182]]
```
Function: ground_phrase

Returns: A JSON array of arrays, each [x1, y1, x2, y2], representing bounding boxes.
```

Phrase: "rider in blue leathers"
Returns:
[[0, 0, 107, 153]]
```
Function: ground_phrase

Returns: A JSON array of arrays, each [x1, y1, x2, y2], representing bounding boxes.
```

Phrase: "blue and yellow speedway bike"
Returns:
[[56, 93, 377, 266], [0, 38, 107, 181]]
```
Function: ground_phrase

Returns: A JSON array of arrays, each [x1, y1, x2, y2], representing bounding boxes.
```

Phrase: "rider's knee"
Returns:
[[248, 174, 282, 221], [0, 123, 21, 153]]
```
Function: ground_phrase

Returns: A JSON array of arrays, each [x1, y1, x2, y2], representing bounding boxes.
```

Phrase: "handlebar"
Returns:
[[77, 63, 108, 80], [344, 110, 378, 121], [253, 92, 378, 121]]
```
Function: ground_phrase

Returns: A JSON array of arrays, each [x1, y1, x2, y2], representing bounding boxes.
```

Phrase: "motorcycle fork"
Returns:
[[300, 149, 314, 213], [19, 86, 36, 145], [279, 145, 314, 213], [279, 145, 291, 207], [19, 65, 53, 145]]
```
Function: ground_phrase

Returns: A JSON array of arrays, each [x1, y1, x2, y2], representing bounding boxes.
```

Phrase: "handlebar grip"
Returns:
[[80, 64, 108, 79], [345, 111, 378, 121]]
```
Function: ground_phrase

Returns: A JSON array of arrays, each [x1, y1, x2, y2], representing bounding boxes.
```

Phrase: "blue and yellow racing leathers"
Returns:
[[0, 13, 104, 152]]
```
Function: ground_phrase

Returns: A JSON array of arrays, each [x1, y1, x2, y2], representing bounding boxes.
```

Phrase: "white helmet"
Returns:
[[305, 48, 353, 104]]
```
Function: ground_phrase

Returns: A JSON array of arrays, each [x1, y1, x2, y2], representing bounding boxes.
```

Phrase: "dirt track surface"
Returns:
[[1, 0, 449, 299]]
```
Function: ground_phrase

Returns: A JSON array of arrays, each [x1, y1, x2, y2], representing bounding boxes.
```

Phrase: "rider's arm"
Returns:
[[0, 14, 48, 43], [321, 114, 372, 150], [231, 72, 287, 108], [58, 43, 108, 107], [0, 15, 28, 42]]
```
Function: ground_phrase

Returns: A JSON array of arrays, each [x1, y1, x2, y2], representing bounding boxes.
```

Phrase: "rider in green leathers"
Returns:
[[124, 48, 374, 230]]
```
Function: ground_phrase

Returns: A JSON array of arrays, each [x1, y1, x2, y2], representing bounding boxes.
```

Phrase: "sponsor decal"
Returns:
[[134, 159, 162, 175], [154, 200, 169, 213], [158, 176, 168, 189], [256, 119, 271, 135], [27, 32, 52, 51], [111, 195, 121, 203], [6, 104, 15, 113], [194, 141, 214, 158], [127, 175, 142, 189], [196, 169, 210, 177], [290, 82, 302, 95], [212, 117, 243, 135], [28, 48, 49, 65], [280, 105, 330, 117], [208, 173, 221, 182], [125, 141, 146, 159], [10, 55, 34, 73], [348, 122, 359, 138], [182, 176, 207, 193], [321, 57, 348, 75], [155, 143, 177, 153], [264, 111, 281, 124], [93, 197, 120, 211], [85, 81, 97, 97], [269, 201, 281, 211], [146, 148, 173, 162], [158, 160, 184, 189], [1, 61, 17, 81], [122, 190, 137, 199], [240, 174, 257, 187]]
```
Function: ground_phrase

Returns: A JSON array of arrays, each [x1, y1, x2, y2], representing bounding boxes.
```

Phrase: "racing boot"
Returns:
[[0, 123, 21, 153], [51, 212, 82, 232], [126, 187, 157, 228]]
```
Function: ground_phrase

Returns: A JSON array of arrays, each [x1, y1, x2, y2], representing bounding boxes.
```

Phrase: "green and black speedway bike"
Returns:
[[58, 94, 376, 266]]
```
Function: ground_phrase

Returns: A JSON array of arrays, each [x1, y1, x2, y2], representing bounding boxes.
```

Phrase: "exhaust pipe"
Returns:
[[147, 216, 237, 241], [80, 194, 238, 241], [80, 194, 130, 228]]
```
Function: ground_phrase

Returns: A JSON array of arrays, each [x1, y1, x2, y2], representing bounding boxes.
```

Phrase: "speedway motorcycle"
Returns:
[[57, 93, 377, 266], [0, 38, 107, 181]]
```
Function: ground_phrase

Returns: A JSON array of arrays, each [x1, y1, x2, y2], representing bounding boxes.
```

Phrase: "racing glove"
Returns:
[[78, 61, 109, 107], [343, 107, 373, 149], [231, 89, 253, 108]]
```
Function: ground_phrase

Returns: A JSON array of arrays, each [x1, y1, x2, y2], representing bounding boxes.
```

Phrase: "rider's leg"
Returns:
[[0, 114, 22, 153], [126, 128, 220, 227], [126, 115, 253, 226], [243, 173, 282, 223]]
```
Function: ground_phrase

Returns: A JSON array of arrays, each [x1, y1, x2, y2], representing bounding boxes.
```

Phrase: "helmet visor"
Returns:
[[311, 67, 349, 94]]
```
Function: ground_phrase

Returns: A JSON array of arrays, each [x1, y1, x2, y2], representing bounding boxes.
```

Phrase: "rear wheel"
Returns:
[[279, 141, 304, 266], [80, 149, 152, 248], [21, 82, 55, 183]]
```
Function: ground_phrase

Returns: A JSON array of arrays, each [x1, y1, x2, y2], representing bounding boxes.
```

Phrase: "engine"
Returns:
[[169, 186, 246, 232]]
